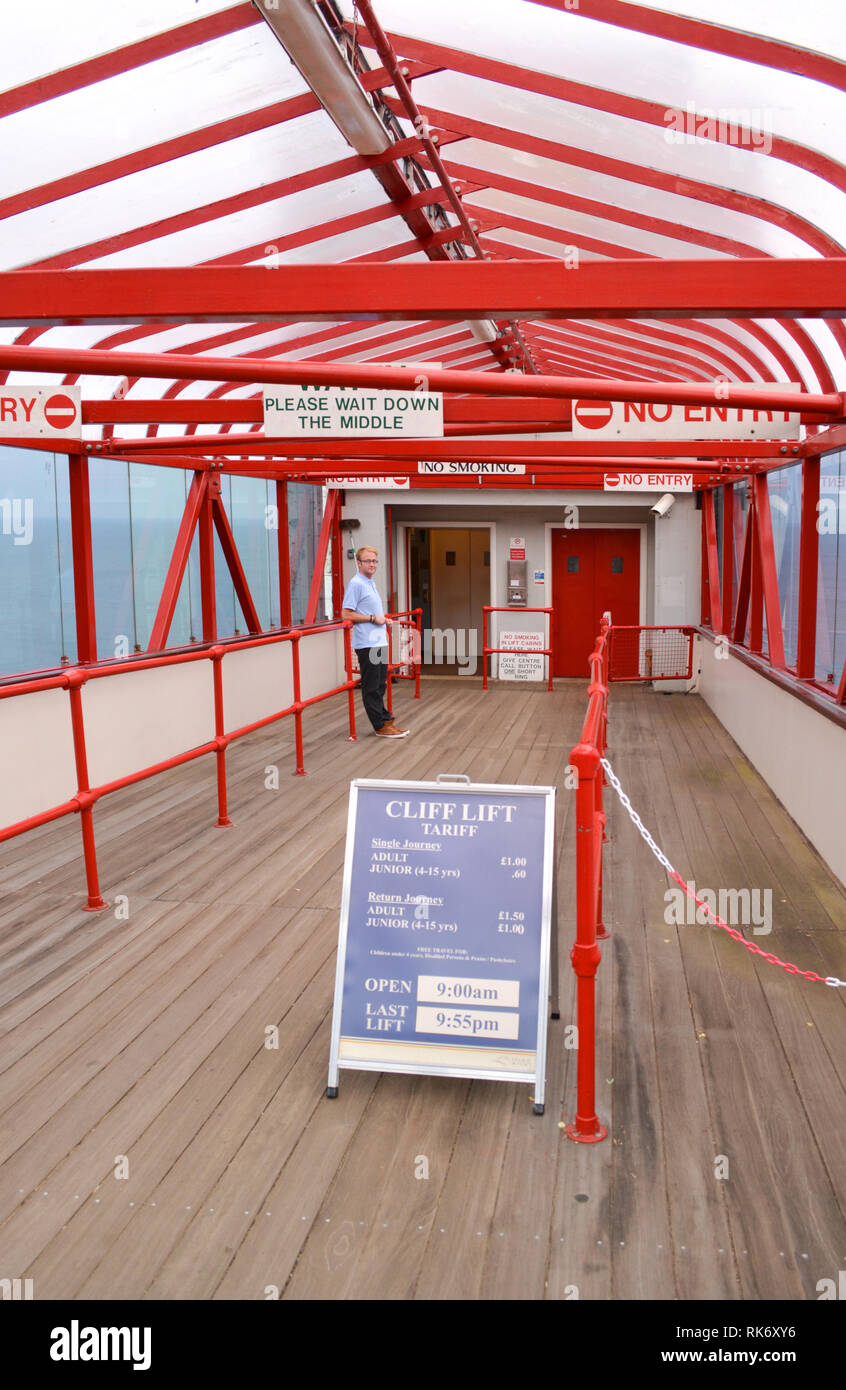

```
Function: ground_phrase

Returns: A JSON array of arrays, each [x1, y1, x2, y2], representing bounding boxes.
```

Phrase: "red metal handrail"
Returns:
[[0, 620, 379, 911], [481, 605, 554, 691], [564, 615, 696, 1143]]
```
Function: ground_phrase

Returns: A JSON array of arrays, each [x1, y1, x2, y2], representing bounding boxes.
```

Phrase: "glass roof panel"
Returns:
[[0, 0, 241, 87], [67, 170, 402, 270], [410, 70, 846, 250], [442, 140, 819, 257], [2, 114, 362, 269], [627, 0, 846, 60], [470, 186, 728, 259], [0, 25, 305, 193]]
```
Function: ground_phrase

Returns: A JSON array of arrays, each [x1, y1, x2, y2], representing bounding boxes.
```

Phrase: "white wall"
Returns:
[[652, 495, 700, 626], [223, 643, 294, 733], [697, 639, 846, 888], [0, 686, 78, 826], [346, 486, 703, 681], [83, 661, 215, 789]]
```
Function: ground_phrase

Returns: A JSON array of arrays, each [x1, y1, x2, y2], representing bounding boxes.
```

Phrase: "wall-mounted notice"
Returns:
[[328, 779, 555, 1112], [498, 630, 545, 681], [264, 385, 443, 438]]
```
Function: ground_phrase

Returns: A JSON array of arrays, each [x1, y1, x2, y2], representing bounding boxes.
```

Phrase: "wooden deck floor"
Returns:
[[1, 678, 845, 1301]]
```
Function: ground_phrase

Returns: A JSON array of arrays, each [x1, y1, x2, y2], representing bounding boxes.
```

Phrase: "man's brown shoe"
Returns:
[[375, 722, 409, 738]]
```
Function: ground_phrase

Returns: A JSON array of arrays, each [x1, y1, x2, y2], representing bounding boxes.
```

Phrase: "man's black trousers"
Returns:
[[358, 644, 390, 731]]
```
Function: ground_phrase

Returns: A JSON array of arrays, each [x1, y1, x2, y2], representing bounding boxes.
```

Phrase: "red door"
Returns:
[[551, 529, 640, 676]]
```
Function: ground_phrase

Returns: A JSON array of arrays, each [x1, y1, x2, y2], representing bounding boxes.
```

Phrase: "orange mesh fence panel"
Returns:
[[608, 626, 694, 681]]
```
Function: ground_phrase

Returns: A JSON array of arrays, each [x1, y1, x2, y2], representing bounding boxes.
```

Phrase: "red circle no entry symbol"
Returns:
[[44, 394, 78, 430], [575, 399, 613, 430]]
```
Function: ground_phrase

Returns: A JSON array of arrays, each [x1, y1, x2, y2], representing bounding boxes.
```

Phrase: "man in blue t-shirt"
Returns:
[[342, 546, 409, 738]]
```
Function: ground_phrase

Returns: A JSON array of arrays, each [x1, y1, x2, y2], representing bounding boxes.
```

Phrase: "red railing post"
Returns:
[[211, 646, 232, 826], [291, 631, 306, 776], [66, 670, 108, 911], [385, 618, 394, 716], [343, 622, 358, 741], [414, 608, 422, 698], [482, 607, 489, 689], [547, 605, 553, 691], [566, 740, 607, 1144]]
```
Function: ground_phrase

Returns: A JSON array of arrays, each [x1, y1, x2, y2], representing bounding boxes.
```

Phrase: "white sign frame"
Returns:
[[328, 778, 556, 1113]]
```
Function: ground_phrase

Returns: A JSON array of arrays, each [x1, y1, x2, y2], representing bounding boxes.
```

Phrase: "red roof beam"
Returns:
[[84, 440, 785, 462], [82, 397, 572, 425], [3, 262, 845, 324], [1, 337, 839, 413]]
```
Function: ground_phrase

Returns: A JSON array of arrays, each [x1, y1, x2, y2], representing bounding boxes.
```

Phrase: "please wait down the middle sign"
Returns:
[[264, 385, 443, 437]]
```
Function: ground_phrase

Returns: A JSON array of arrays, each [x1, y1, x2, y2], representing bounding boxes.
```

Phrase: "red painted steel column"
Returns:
[[148, 469, 207, 652], [66, 669, 107, 910], [276, 480, 292, 628], [721, 482, 734, 635], [211, 646, 232, 827], [702, 490, 722, 633], [749, 498, 764, 654], [291, 632, 306, 776], [796, 458, 820, 678], [732, 503, 753, 643], [699, 506, 710, 628], [566, 741, 607, 1144], [211, 491, 262, 632], [67, 453, 97, 664], [386, 504, 395, 610], [753, 474, 786, 668], [305, 488, 338, 625], [199, 472, 218, 641], [331, 502, 344, 619]]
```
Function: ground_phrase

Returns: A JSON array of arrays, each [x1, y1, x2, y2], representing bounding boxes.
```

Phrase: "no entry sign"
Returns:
[[0, 385, 82, 440], [328, 778, 556, 1111], [574, 399, 614, 430], [604, 471, 693, 491], [572, 391, 801, 440]]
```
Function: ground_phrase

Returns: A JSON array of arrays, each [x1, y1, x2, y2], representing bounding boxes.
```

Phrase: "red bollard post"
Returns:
[[211, 647, 232, 826], [565, 741, 607, 1143]]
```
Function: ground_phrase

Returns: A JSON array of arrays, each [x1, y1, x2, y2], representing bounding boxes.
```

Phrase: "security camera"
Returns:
[[651, 493, 675, 518]]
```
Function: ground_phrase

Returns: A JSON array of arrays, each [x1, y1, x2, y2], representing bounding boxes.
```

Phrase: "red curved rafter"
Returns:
[[533, 0, 846, 96], [369, 30, 846, 196]]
